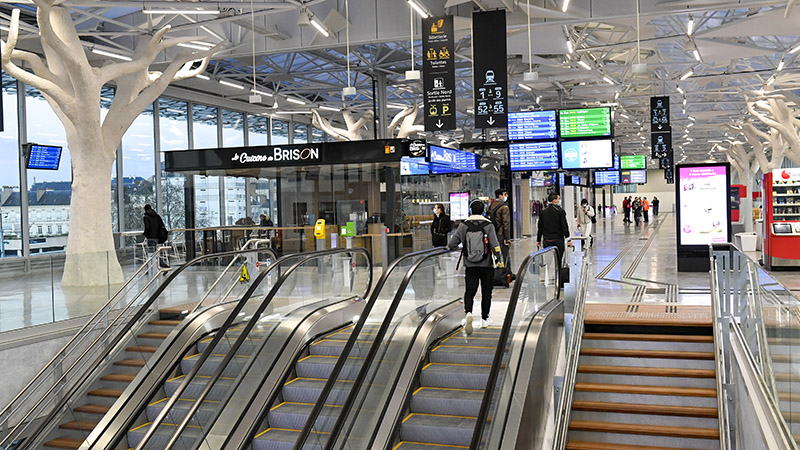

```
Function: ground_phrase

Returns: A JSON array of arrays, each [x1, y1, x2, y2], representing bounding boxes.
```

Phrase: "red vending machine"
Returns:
[[763, 168, 800, 269]]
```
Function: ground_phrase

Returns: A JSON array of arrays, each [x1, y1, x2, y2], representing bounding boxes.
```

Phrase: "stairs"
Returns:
[[389, 326, 501, 450], [42, 310, 188, 449], [565, 318, 720, 450], [251, 323, 380, 450]]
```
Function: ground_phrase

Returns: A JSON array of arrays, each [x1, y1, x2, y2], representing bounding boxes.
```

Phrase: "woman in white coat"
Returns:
[[577, 198, 595, 248]]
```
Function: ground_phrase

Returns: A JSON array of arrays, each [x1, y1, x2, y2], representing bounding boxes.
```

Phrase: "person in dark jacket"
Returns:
[[259, 214, 274, 238], [632, 197, 643, 226], [652, 197, 660, 216], [142, 204, 169, 268], [536, 192, 574, 268], [431, 203, 452, 247], [489, 189, 514, 283], [449, 201, 503, 334]]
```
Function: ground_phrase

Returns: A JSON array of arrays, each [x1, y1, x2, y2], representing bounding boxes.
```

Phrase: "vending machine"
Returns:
[[763, 168, 800, 269]]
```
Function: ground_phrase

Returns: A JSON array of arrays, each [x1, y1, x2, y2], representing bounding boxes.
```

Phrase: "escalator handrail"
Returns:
[[135, 247, 372, 450], [552, 249, 591, 450], [4, 246, 277, 449], [469, 246, 561, 449], [0, 245, 169, 430], [294, 247, 459, 450]]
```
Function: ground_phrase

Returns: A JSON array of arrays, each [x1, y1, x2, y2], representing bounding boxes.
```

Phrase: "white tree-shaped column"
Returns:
[[717, 139, 758, 232], [746, 97, 800, 165], [1, 5, 220, 285], [311, 109, 373, 141]]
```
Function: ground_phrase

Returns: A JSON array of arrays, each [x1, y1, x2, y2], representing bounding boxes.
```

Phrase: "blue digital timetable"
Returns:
[[507, 110, 558, 141]]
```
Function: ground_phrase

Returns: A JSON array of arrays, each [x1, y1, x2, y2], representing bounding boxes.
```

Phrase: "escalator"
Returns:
[[1, 247, 278, 450], [84, 248, 372, 450], [291, 247, 564, 450]]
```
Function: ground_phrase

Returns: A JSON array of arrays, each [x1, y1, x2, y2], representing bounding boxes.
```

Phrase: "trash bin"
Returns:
[[735, 232, 758, 252]]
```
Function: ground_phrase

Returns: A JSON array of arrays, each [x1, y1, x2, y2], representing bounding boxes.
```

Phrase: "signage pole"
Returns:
[[472, 10, 508, 130]]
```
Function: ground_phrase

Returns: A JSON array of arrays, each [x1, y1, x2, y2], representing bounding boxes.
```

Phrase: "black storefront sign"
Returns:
[[472, 10, 508, 129], [423, 16, 456, 132], [651, 132, 671, 159], [165, 139, 411, 172], [650, 96, 670, 132]]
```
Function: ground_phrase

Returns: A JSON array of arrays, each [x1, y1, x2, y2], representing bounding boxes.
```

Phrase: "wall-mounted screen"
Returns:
[[621, 154, 646, 169], [507, 110, 558, 140], [558, 107, 612, 139], [559, 139, 613, 170], [26, 144, 63, 170], [509, 141, 559, 171], [450, 192, 470, 221], [621, 169, 647, 184], [400, 157, 429, 176], [429, 144, 479, 174], [595, 170, 620, 185]]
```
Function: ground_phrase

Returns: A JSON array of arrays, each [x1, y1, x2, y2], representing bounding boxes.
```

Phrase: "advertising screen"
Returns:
[[429, 145, 479, 174], [621, 170, 647, 184], [559, 139, 613, 170], [677, 165, 730, 246], [558, 107, 612, 138], [450, 192, 470, 221], [26, 144, 63, 170], [621, 154, 646, 169], [595, 170, 620, 186], [507, 110, 558, 140], [400, 157, 429, 176], [509, 141, 559, 171]]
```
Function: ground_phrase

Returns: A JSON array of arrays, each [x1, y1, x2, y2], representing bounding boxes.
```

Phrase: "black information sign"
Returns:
[[423, 16, 456, 132], [659, 152, 674, 170], [472, 10, 508, 129], [664, 166, 675, 184], [650, 96, 670, 132], [651, 132, 672, 159]]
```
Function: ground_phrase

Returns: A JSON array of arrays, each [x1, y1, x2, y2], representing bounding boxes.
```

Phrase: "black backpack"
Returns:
[[464, 221, 490, 263]]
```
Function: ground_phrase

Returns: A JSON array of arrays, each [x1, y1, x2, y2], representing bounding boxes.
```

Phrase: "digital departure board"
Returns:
[[507, 110, 557, 140], [621, 155, 646, 169], [508, 141, 559, 171], [560, 139, 614, 170], [26, 144, 63, 170], [428, 144, 479, 174], [595, 170, 620, 185], [621, 169, 647, 184], [558, 107, 612, 139]]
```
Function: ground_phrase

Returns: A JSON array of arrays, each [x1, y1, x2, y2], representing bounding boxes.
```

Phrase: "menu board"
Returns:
[[678, 165, 730, 245], [595, 170, 620, 185], [450, 192, 470, 220], [27, 144, 63, 170], [558, 107, 612, 138], [508, 142, 559, 171], [507, 110, 558, 140], [621, 155, 646, 169], [559, 139, 614, 170], [621, 169, 647, 184]]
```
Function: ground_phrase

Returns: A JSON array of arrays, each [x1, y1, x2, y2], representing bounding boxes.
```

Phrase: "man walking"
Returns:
[[622, 196, 631, 223], [489, 188, 514, 285], [643, 197, 650, 223], [537, 192, 574, 269], [142, 204, 169, 269], [449, 201, 503, 334], [652, 196, 660, 216]]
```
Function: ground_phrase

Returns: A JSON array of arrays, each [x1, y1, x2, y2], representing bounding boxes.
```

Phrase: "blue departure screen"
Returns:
[[429, 145, 479, 174], [507, 110, 558, 140], [595, 170, 620, 185], [509, 142, 559, 171], [27, 144, 63, 170]]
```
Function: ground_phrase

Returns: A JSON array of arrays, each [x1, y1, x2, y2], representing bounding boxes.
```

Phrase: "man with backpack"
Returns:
[[488, 188, 515, 286], [537, 192, 573, 269], [449, 200, 503, 335]]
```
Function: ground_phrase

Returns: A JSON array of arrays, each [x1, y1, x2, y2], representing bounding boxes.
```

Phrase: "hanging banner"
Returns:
[[472, 10, 508, 129], [650, 96, 671, 132], [423, 16, 456, 132], [651, 131, 672, 159]]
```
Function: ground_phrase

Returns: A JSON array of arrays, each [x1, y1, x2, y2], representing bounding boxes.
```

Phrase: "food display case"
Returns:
[[763, 168, 800, 269]]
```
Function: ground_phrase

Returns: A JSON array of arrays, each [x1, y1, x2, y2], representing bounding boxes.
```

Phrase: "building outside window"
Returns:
[[221, 109, 246, 225], [121, 103, 156, 232], [159, 98, 189, 230], [192, 104, 220, 227]]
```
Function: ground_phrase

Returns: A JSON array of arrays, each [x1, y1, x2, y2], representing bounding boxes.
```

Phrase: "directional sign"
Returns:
[[423, 16, 456, 132], [659, 152, 674, 170], [664, 166, 675, 184], [651, 131, 672, 159], [473, 10, 508, 129], [650, 96, 671, 132]]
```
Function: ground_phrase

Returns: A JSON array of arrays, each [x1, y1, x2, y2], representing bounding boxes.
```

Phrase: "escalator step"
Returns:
[[410, 387, 484, 417], [164, 375, 236, 401], [127, 422, 205, 448], [295, 355, 363, 380], [400, 413, 477, 447], [282, 378, 353, 405], [101, 373, 136, 383], [42, 437, 83, 449], [392, 442, 468, 449], [440, 334, 499, 348], [268, 402, 342, 432], [429, 345, 496, 365], [252, 427, 327, 450], [73, 404, 111, 415], [420, 363, 491, 390], [59, 420, 98, 431], [180, 354, 250, 377], [145, 397, 221, 424]]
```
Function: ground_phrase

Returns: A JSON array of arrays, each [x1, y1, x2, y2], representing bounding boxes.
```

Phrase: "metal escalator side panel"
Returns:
[[496, 300, 564, 450], [201, 298, 366, 448]]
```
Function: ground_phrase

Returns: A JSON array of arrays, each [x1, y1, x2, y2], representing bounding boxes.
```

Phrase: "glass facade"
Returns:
[[0, 77, 312, 257]]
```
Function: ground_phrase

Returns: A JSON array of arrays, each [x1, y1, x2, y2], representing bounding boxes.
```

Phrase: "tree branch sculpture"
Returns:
[[717, 139, 758, 232], [1, 4, 221, 286], [387, 103, 424, 139], [746, 96, 800, 165], [311, 109, 373, 141]]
